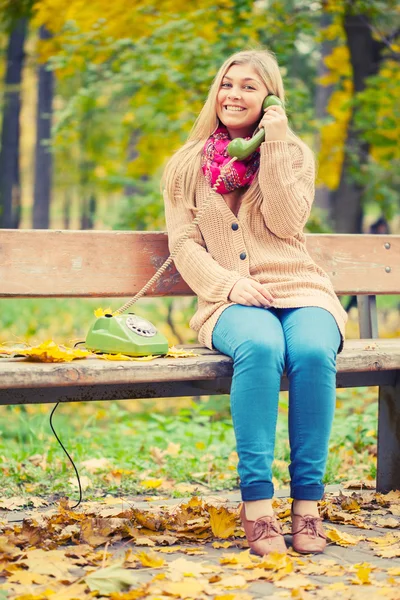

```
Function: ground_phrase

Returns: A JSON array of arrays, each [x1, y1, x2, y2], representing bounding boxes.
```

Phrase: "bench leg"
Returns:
[[377, 375, 400, 493]]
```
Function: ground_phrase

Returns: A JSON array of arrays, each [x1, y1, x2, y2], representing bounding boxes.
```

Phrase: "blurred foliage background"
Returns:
[[0, 0, 399, 497], [0, 0, 399, 233]]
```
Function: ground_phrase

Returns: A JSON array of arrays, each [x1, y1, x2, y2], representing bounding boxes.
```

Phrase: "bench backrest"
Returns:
[[0, 230, 399, 298]]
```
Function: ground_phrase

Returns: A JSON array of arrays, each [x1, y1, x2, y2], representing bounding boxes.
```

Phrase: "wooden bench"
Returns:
[[0, 230, 399, 493]]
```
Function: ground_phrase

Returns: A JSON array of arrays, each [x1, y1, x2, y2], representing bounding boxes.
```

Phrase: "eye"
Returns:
[[221, 82, 231, 87]]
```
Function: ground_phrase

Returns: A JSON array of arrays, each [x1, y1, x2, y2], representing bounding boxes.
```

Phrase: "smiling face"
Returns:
[[216, 63, 269, 139]]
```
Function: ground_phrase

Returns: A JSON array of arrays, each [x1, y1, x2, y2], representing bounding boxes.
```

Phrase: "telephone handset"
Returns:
[[227, 94, 284, 160], [85, 94, 284, 357]]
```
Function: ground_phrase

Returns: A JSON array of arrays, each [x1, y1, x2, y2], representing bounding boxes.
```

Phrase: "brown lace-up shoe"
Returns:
[[291, 507, 327, 554], [239, 503, 287, 556]]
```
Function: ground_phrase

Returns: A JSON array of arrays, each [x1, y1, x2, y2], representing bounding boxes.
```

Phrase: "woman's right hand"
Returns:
[[228, 278, 274, 308]]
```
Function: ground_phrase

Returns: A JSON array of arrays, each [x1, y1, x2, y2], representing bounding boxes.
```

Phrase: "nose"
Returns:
[[227, 87, 241, 100]]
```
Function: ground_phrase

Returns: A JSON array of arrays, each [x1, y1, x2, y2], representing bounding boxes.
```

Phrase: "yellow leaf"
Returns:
[[165, 442, 181, 456], [274, 574, 315, 589], [141, 479, 163, 489], [220, 550, 255, 567], [213, 541, 233, 549], [326, 526, 365, 546], [166, 346, 200, 358], [161, 579, 207, 598], [9, 340, 90, 362], [94, 307, 114, 317], [135, 550, 165, 568], [351, 563, 373, 585], [209, 506, 238, 539], [7, 570, 50, 585], [214, 595, 253, 600], [96, 353, 161, 361], [215, 574, 248, 589]]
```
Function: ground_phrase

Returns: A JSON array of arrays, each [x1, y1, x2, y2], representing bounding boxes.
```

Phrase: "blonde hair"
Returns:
[[161, 49, 314, 209]]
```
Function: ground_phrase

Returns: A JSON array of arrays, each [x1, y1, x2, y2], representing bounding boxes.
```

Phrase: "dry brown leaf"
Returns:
[[373, 516, 399, 528], [0, 497, 27, 510], [342, 480, 376, 490]]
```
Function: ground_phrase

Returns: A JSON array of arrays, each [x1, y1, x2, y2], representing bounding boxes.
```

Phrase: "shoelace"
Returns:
[[292, 515, 327, 539], [250, 517, 281, 542]]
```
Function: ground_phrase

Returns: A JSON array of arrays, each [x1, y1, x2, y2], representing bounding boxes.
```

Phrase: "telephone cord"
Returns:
[[50, 402, 82, 509]]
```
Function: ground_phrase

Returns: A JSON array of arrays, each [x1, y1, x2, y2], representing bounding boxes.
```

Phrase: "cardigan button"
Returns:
[[231, 223, 239, 231], [240, 252, 247, 260]]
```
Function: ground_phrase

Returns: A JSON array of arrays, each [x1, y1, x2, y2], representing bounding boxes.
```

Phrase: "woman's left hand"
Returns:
[[259, 105, 288, 142]]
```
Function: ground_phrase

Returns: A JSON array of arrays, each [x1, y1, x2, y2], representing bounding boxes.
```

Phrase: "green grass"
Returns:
[[0, 387, 378, 501], [0, 297, 387, 501]]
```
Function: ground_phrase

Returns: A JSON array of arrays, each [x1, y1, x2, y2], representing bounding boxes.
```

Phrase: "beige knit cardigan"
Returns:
[[163, 140, 348, 353]]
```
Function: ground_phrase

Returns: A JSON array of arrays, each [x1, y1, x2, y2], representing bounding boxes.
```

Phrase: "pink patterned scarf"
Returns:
[[201, 125, 260, 194]]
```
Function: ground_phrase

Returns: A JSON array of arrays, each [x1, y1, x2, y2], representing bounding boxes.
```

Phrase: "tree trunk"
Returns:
[[124, 130, 140, 198], [314, 11, 335, 221], [0, 19, 27, 229], [32, 26, 54, 229], [331, 13, 385, 233], [63, 190, 71, 229]]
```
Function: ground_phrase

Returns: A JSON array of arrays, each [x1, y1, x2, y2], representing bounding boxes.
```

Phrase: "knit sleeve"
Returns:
[[163, 176, 244, 303], [258, 140, 315, 238]]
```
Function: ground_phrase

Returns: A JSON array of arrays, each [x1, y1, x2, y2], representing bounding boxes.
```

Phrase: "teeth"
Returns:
[[225, 106, 245, 111]]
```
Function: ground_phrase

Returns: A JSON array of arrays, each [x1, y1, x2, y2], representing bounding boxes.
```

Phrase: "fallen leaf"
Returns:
[[17, 340, 90, 362], [94, 307, 114, 317], [208, 506, 237, 539], [325, 527, 365, 547], [373, 516, 399, 528], [161, 579, 208, 597], [214, 574, 248, 589], [274, 574, 315, 589], [0, 497, 27, 510], [134, 550, 165, 568], [166, 346, 200, 358], [351, 562, 374, 585], [80, 457, 111, 473], [85, 562, 138, 594], [213, 541, 233, 549]]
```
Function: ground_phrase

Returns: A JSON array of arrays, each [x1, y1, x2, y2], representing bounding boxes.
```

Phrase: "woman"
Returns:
[[162, 49, 347, 556]]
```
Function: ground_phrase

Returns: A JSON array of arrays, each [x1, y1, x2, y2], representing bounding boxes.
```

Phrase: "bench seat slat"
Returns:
[[0, 339, 399, 391], [0, 230, 399, 297]]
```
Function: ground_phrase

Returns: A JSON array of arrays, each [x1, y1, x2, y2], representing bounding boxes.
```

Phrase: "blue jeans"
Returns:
[[212, 305, 341, 501]]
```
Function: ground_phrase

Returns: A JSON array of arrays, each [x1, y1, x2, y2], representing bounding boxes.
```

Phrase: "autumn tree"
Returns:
[[0, 1, 33, 228], [317, 0, 399, 232]]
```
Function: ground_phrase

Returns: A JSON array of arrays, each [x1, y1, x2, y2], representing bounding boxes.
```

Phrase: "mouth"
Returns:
[[223, 105, 246, 112]]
